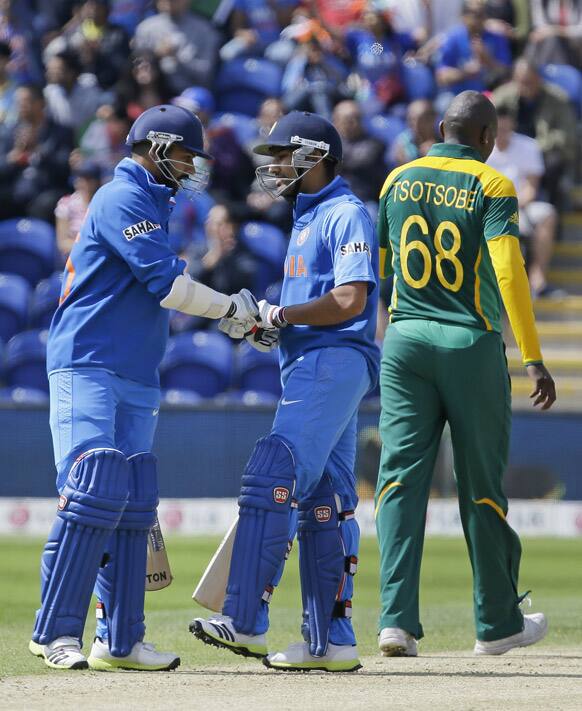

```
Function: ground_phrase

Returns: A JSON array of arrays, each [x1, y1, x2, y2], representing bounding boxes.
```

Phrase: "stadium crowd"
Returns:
[[0, 0, 581, 401]]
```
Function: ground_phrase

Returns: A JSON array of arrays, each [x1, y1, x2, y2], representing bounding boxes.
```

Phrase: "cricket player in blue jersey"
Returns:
[[190, 111, 380, 672], [29, 104, 260, 671]]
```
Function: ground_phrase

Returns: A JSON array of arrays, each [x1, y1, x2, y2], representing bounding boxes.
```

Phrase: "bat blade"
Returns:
[[192, 517, 238, 611]]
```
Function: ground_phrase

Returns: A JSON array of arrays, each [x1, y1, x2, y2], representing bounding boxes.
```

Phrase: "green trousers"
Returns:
[[375, 320, 524, 642]]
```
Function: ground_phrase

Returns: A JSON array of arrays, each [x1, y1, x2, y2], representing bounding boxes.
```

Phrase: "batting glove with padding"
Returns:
[[258, 299, 288, 329]]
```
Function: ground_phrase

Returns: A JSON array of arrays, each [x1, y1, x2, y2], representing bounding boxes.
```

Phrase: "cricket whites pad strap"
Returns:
[[222, 435, 296, 634], [32, 449, 130, 645], [297, 477, 346, 657], [95, 452, 159, 656], [160, 273, 232, 319]]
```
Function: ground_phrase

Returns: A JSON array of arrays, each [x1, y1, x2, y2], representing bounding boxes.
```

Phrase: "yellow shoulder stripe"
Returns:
[[379, 155, 517, 199]]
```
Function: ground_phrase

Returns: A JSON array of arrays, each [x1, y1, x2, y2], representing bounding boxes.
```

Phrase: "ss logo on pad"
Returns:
[[273, 487, 290, 504], [314, 506, 332, 522]]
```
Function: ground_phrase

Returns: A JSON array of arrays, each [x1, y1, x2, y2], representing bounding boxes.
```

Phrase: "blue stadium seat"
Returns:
[[402, 61, 437, 101], [237, 341, 281, 397], [0, 386, 49, 403], [364, 114, 407, 147], [0, 273, 31, 343], [0, 218, 56, 286], [160, 331, 234, 397], [240, 221, 286, 297], [210, 112, 259, 146], [161, 389, 203, 406], [216, 58, 283, 116], [540, 64, 582, 116], [214, 389, 279, 406], [3, 329, 49, 393], [29, 272, 62, 329]]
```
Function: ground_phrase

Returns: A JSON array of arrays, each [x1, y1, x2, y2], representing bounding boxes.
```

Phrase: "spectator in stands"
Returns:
[[436, 0, 512, 97], [332, 100, 386, 207], [76, 102, 130, 178], [221, 0, 298, 62], [245, 97, 293, 231], [384, 0, 465, 44], [185, 203, 259, 298], [0, 0, 44, 85], [345, 6, 416, 111], [493, 58, 578, 206], [133, 0, 221, 94], [0, 40, 18, 130], [115, 51, 172, 121], [282, 37, 347, 119], [246, 97, 284, 165], [171, 84, 256, 203], [306, 0, 365, 33], [44, 0, 130, 90], [0, 84, 73, 221], [525, 0, 582, 70], [488, 107, 558, 297], [54, 160, 102, 264], [44, 50, 107, 138], [390, 98, 439, 166]]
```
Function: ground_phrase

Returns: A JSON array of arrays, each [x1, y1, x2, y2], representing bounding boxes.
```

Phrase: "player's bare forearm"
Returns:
[[285, 282, 368, 326]]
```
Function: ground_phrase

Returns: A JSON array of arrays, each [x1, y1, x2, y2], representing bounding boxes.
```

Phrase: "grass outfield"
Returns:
[[1, 536, 580, 677]]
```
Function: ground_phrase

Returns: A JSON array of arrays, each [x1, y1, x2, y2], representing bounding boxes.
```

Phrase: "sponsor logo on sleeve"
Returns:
[[340, 242, 371, 258], [57, 495, 68, 511], [123, 220, 161, 241], [273, 486, 290, 504], [314, 505, 332, 522]]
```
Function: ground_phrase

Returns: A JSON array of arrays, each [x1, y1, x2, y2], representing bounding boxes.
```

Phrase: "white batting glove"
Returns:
[[226, 288, 260, 324], [258, 299, 288, 330], [218, 315, 256, 340], [245, 326, 279, 352]]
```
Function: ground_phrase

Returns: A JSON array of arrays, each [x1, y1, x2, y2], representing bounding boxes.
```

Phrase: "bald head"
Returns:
[[440, 90, 498, 161]]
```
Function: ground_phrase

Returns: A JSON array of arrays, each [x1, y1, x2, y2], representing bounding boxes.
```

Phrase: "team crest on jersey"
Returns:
[[340, 242, 371, 257], [296, 226, 310, 246], [509, 211, 519, 225], [273, 486, 290, 504], [314, 506, 332, 523], [123, 219, 161, 241]]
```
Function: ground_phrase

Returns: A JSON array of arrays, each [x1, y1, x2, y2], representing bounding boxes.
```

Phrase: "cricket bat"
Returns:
[[192, 517, 238, 611], [146, 516, 173, 591]]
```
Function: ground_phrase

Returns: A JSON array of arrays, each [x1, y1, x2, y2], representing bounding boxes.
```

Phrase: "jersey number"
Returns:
[[400, 215, 463, 292]]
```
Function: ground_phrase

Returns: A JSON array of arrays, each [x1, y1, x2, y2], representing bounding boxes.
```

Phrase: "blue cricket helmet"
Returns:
[[254, 110, 343, 163], [126, 104, 212, 159]]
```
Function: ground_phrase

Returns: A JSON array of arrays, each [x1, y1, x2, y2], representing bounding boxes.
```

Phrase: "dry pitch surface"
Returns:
[[3, 650, 581, 711]]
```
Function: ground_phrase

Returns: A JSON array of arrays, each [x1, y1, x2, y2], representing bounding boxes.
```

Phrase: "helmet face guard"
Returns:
[[255, 135, 330, 199], [146, 130, 211, 194]]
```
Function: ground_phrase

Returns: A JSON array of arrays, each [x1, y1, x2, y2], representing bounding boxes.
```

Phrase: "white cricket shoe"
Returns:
[[189, 613, 268, 659], [378, 627, 418, 657], [264, 641, 362, 672], [87, 637, 180, 671], [29, 636, 88, 670], [474, 613, 548, 655]]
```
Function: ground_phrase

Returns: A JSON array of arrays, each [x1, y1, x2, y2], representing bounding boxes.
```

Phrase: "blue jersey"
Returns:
[[47, 158, 186, 387], [279, 176, 380, 384]]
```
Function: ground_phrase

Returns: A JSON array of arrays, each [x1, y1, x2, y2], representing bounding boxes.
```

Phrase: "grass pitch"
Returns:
[[1, 536, 580, 677]]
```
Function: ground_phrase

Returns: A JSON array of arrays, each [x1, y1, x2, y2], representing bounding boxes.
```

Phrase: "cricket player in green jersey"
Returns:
[[375, 91, 556, 658]]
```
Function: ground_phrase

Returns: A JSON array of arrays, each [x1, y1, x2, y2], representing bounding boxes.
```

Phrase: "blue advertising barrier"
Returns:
[[0, 404, 581, 500]]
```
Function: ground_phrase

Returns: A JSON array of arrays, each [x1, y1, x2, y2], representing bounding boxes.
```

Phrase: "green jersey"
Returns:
[[378, 143, 520, 334]]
